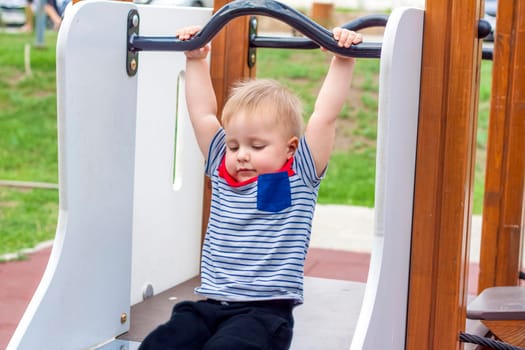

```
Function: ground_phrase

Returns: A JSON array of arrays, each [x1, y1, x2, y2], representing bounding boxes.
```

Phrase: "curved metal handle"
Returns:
[[129, 0, 384, 58], [249, 14, 387, 58]]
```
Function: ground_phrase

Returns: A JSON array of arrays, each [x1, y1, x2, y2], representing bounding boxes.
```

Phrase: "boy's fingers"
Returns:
[[341, 32, 350, 47], [332, 29, 363, 48], [345, 33, 358, 47], [176, 26, 202, 40], [336, 31, 350, 47], [175, 30, 189, 39], [332, 27, 343, 41]]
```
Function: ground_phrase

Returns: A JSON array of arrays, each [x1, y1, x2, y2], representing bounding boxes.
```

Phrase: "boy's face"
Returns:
[[224, 111, 298, 183]]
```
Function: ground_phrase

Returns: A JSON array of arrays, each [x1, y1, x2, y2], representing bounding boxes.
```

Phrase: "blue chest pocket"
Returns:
[[257, 171, 292, 212]]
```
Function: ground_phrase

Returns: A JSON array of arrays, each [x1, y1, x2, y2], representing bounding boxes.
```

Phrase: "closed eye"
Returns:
[[226, 142, 239, 151], [252, 145, 266, 150]]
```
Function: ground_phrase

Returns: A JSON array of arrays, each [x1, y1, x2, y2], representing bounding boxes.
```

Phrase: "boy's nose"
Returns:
[[237, 147, 249, 162]]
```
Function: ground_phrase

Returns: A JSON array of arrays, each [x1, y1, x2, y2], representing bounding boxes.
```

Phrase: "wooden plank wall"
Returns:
[[478, 0, 525, 292], [406, 0, 484, 348]]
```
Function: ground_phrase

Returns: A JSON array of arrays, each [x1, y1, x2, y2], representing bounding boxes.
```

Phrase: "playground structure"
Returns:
[[7, 0, 525, 349]]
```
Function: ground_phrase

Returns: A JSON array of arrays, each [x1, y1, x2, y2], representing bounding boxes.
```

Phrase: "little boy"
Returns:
[[139, 26, 362, 350]]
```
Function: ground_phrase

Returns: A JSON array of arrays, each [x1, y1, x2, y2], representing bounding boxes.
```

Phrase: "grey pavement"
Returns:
[[310, 204, 483, 263]]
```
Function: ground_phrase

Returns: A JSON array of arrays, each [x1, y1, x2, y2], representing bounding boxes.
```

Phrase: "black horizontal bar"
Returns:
[[249, 36, 383, 58], [341, 14, 388, 31], [482, 46, 493, 61], [130, 0, 384, 58], [248, 14, 386, 58]]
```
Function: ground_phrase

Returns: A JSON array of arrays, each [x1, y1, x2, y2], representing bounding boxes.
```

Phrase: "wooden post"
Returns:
[[200, 0, 256, 240], [478, 0, 525, 292], [406, 0, 484, 348], [210, 1, 255, 113], [311, 2, 334, 29]]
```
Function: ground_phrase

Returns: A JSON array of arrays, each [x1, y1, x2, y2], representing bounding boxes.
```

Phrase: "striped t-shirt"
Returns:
[[195, 128, 323, 304]]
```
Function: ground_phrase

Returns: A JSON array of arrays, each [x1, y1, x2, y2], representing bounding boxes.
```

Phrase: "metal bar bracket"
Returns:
[[248, 16, 258, 68], [127, 9, 140, 77]]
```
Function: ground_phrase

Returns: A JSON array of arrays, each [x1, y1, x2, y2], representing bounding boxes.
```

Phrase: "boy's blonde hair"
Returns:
[[221, 79, 304, 138]]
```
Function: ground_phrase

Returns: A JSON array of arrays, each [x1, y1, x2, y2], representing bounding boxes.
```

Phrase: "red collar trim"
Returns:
[[218, 157, 295, 187]]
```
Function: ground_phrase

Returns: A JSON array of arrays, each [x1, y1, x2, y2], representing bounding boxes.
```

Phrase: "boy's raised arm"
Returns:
[[305, 28, 362, 176], [177, 26, 221, 159]]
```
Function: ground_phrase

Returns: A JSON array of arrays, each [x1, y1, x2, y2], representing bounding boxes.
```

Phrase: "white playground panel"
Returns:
[[350, 7, 423, 349], [8, 2, 211, 349], [8, 1, 423, 349]]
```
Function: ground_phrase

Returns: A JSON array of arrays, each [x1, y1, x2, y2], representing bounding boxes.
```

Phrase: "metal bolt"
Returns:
[[248, 49, 257, 68], [130, 58, 137, 72], [142, 283, 154, 300], [131, 14, 139, 28], [120, 312, 128, 324]]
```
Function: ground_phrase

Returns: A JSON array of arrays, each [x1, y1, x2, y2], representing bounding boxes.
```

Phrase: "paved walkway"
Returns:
[[0, 204, 482, 348], [310, 204, 483, 262]]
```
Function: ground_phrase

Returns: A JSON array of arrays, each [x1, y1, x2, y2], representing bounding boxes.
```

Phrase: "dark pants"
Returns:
[[139, 299, 295, 350]]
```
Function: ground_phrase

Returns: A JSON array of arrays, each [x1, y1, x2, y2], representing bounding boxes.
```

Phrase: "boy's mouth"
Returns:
[[237, 169, 256, 176]]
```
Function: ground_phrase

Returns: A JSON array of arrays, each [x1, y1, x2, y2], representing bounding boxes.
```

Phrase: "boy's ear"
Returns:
[[287, 136, 299, 159]]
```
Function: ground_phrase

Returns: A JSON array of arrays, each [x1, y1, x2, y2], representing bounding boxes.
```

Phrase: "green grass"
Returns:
[[0, 31, 58, 182], [473, 60, 493, 214], [319, 151, 376, 206], [0, 187, 58, 258], [0, 31, 492, 257], [0, 31, 59, 256]]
